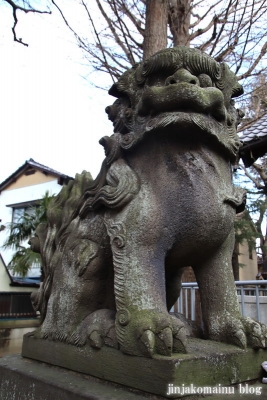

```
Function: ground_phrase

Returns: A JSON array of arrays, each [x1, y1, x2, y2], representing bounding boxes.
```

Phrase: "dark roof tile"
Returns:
[[240, 114, 267, 144], [239, 114, 267, 167], [0, 159, 73, 191]]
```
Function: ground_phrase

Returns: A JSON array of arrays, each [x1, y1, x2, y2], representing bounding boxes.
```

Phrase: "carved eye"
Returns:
[[198, 74, 213, 88]]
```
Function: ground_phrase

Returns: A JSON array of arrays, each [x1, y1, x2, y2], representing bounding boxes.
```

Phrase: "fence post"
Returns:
[[255, 285, 260, 322], [191, 288, 195, 321]]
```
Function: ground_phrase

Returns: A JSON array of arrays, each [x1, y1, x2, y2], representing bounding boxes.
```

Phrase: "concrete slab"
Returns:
[[0, 354, 266, 400], [21, 333, 267, 398], [0, 354, 164, 400]]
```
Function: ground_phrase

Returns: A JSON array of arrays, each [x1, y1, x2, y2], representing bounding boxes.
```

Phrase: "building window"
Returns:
[[12, 206, 35, 223], [7, 200, 40, 224]]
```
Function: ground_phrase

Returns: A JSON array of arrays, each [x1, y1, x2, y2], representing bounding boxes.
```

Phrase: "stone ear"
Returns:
[[231, 82, 244, 98], [220, 62, 244, 99], [108, 83, 120, 98]]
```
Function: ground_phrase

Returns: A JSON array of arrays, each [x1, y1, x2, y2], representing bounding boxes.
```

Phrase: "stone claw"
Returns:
[[232, 329, 247, 349], [157, 327, 173, 356], [260, 324, 267, 348], [241, 317, 267, 349], [248, 323, 266, 349], [140, 330, 155, 357], [208, 315, 267, 350], [104, 326, 118, 349], [171, 315, 187, 353], [173, 326, 187, 354], [118, 310, 188, 357], [89, 330, 104, 349]]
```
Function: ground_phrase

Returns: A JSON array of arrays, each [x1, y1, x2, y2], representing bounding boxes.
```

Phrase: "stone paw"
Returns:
[[25, 327, 42, 339], [207, 314, 267, 350], [70, 309, 118, 349], [87, 309, 118, 349], [116, 309, 187, 357], [240, 316, 267, 349]]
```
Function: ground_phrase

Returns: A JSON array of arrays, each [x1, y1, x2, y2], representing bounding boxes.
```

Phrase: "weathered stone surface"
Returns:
[[21, 334, 267, 398], [0, 354, 160, 400], [25, 45, 266, 375], [2, 353, 267, 399]]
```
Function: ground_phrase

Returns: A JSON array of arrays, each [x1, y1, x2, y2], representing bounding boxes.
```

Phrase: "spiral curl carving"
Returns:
[[117, 309, 131, 326]]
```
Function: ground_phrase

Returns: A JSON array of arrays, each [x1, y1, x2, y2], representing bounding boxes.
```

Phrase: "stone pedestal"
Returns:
[[0, 354, 155, 400], [20, 333, 266, 398]]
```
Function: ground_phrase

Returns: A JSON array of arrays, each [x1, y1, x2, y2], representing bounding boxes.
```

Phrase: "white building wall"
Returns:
[[0, 180, 62, 275], [0, 256, 35, 292]]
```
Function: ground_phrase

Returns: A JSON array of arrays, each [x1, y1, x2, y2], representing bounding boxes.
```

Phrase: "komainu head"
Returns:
[[105, 46, 244, 161]]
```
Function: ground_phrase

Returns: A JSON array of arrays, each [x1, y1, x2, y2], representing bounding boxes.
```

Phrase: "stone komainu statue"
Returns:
[[30, 46, 267, 358]]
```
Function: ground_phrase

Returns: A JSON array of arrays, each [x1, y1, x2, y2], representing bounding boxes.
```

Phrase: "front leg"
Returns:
[[194, 230, 267, 349], [105, 205, 187, 357]]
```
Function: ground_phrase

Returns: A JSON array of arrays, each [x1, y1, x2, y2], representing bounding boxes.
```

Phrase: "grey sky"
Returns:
[[0, 3, 114, 184]]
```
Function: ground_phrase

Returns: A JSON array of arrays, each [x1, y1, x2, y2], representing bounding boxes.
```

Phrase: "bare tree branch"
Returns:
[[110, 0, 135, 64], [239, 164, 265, 190], [208, 0, 234, 56], [215, 37, 238, 62], [81, 0, 117, 82], [52, 0, 87, 49], [252, 163, 267, 183], [238, 112, 266, 132], [237, 42, 267, 80], [95, 0, 135, 65], [198, 17, 218, 52], [34, 0, 267, 90], [4, 0, 51, 46], [190, 0, 221, 29], [189, 16, 217, 41], [117, 0, 145, 35]]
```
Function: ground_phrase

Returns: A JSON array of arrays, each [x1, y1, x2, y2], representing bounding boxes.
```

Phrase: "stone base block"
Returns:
[[0, 354, 157, 400], [20, 333, 267, 398]]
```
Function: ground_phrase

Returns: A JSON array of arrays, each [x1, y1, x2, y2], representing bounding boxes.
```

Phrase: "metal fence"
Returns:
[[2, 281, 266, 321], [0, 292, 37, 319], [175, 280, 267, 324]]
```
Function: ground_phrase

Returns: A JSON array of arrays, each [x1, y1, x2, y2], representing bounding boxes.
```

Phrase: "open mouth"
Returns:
[[135, 111, 224, 137], [122, 110, 241, 160]]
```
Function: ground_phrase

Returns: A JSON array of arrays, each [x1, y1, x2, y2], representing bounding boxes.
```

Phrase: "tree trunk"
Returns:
[[232, 240, 240, 281], [143, 0, 168, 60], [169, 0, 191, 46]]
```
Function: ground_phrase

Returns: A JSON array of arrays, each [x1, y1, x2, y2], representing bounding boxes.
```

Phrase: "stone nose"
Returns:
[[165, 69, 199, 86], [105, 104, 117, 122], [105, 106, 111, 115]]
